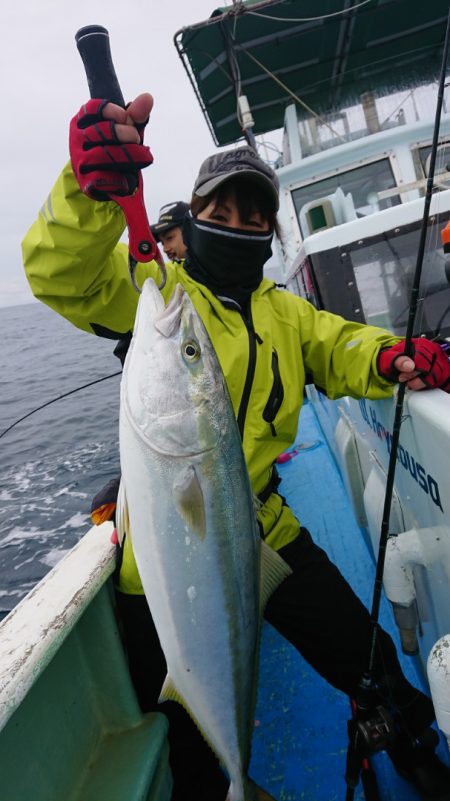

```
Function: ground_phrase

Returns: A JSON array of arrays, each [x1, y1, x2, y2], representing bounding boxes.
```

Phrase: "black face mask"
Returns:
[[182, 214, 273, 303]]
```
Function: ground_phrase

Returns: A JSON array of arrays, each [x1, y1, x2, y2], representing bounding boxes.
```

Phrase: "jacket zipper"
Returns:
[[237, 306, 262, 439]]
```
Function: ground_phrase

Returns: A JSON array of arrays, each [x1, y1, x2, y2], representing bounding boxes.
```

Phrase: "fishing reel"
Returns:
[[345, 675, 397, 795], [347, 705, 396, 756]]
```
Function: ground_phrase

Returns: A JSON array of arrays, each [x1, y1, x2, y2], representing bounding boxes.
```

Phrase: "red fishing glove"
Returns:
[[69, 99, 153, 200], [378, 338, 450, 392]]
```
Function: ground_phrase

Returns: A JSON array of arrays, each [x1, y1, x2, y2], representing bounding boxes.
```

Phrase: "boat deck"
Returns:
[[250, 400, 450, 800]]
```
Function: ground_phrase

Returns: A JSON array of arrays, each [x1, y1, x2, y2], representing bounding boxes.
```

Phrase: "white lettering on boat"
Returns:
[[358, 400, 443, 513]]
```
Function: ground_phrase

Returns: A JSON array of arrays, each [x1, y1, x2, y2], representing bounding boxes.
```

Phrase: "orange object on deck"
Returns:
[[441, 220, 450, 252]]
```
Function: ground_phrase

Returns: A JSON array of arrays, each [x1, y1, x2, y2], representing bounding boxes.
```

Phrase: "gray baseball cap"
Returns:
[[193, 147, 279, 211]]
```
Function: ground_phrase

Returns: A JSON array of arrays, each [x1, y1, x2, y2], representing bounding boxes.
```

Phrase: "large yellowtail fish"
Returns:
[[118, 279, 291, 801]]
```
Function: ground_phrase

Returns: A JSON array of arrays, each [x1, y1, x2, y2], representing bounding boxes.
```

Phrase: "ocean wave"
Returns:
[[1, 303, 121, 614]]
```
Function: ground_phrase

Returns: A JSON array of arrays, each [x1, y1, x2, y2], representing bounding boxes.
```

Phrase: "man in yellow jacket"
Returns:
[[22, 92, 450, 800]]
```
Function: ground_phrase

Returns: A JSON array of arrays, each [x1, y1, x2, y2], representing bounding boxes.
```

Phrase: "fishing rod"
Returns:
[[0, 372, 121, 440], [344, 6, 450, 799]]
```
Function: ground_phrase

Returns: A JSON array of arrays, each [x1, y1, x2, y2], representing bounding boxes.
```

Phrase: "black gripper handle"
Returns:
[[75, 25, 125, 107]]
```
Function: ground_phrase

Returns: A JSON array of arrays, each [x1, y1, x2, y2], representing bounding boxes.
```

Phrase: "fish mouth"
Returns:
[[123, 396, 219, 457]]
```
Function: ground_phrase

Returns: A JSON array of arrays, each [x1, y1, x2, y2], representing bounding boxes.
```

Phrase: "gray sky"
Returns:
[[0, 0, 236, 308]]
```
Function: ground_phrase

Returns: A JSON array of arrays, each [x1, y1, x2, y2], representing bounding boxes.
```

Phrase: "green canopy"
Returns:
[[174, 0, 450, 146]]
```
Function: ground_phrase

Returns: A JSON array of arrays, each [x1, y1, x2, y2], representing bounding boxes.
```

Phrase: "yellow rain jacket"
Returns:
[[22, 162, 400, 594]]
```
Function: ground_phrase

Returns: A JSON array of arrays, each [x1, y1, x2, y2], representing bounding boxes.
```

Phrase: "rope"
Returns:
[[247, 0, 373, 24], [238, 46, 348, 143]]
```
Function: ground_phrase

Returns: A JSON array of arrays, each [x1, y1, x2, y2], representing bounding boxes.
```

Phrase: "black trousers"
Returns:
[[115, 527, 435, 801]]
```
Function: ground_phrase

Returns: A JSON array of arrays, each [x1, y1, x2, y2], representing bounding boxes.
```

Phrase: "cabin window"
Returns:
[[300, 219, 450, 339], [350, 222, 450, 338], [411, 141, 450, 194], [292, 158, 400, 237]]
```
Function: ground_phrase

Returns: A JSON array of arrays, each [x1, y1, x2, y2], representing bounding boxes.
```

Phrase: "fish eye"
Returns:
[[182, 340, 201, 362]]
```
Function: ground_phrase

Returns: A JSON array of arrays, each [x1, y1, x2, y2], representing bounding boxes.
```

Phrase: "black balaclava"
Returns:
[[182, 212, 273, 305]]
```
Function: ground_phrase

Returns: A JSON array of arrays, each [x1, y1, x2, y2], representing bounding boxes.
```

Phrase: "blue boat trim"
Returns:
[[251, 401, 450, 800]]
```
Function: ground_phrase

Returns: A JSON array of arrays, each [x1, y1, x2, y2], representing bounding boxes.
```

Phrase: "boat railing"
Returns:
[[376, 172, 450, 201], [0, 522, 173, 801], [0, 522, 116, 730]]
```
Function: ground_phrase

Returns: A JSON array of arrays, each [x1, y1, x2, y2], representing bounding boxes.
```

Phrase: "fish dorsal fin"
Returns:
[[159, 674, 185, 706], [259, 540, 292, 613], [173, 465, 206, 540], [115, 478, 129, 546], [154, 284, 184, 338], [159, 674, 219, 759]]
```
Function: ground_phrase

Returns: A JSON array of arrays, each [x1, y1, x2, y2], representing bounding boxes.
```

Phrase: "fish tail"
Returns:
[[225, 777, 248, 801], [227, 777, 277, 801]]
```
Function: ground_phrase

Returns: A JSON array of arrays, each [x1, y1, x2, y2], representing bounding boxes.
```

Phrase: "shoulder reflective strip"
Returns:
[[46, 193, 56, 222], [40, 194, 56, 223]]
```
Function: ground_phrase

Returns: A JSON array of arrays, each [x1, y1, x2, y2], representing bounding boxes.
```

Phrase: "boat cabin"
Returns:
[[279, 98, 450, 340]]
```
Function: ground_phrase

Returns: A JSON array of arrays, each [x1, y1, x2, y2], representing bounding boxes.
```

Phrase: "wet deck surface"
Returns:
[[250, 400, 450, 800]]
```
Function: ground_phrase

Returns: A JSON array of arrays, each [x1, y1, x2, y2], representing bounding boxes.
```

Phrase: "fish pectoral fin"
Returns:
[[259, 540, 292, 613], [115, 478, 130, 546], [173, 465, 206, 540]]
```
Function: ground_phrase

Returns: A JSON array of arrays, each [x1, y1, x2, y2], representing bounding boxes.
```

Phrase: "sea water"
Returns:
[[0, 302, 122, 618]]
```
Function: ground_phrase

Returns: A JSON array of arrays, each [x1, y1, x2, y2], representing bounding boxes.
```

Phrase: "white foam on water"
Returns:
[[0, 525, 57, 546], [19, 503, 54, 514], [0, 587, 30, 599], [40, 548, 72, 568], [9, 467, 32, 492], [13, 555, 37, 571], [61, 512, 90, 529], [54, 486, 88, 499]]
